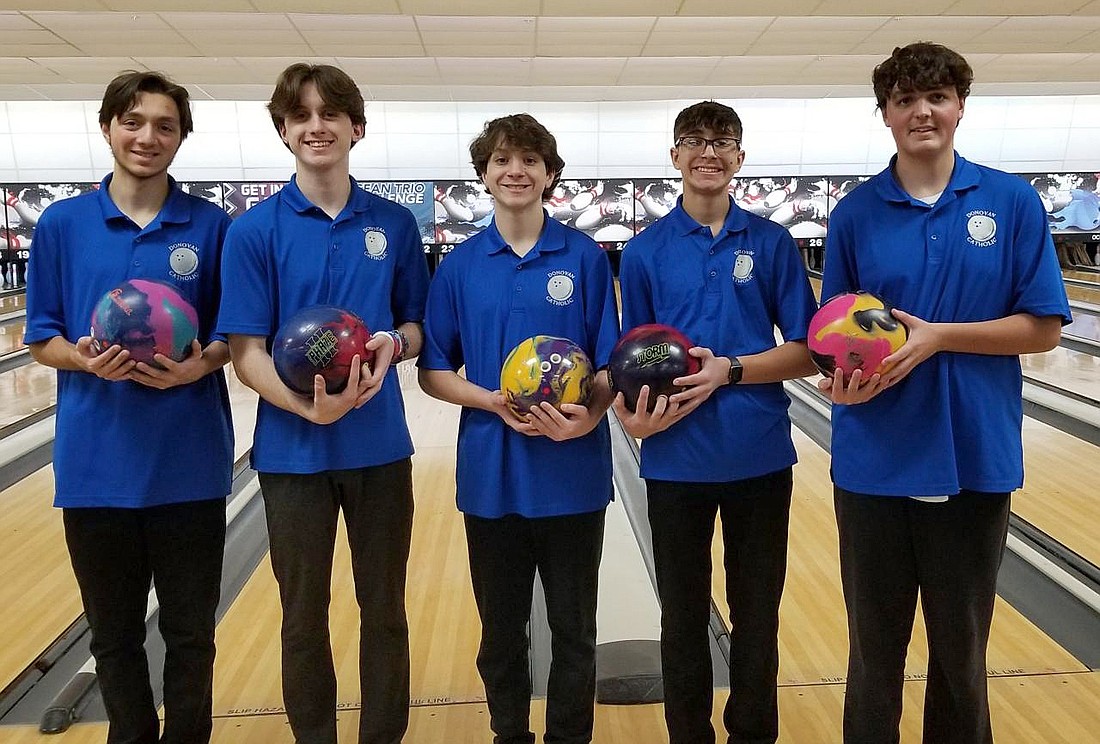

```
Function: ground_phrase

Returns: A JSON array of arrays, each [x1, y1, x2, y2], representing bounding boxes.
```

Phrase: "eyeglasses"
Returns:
[[674, 136, 741, 153]]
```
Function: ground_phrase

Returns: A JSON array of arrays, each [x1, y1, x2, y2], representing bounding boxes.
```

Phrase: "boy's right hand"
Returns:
[[75, 336, 135, 381], [611, 386, 685, 439]]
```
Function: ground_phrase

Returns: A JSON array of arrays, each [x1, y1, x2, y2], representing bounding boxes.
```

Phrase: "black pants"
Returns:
[[834, 488, 1011, 744], [259, 460, 414, 744], [646, 468, 792, 744], [63, 498, 226, 744], [464, 509, 606, 744]]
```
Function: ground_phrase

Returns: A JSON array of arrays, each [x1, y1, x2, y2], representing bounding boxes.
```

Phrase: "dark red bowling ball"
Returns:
[[609, 324, 701, 413], [273, 305, 373, 395]]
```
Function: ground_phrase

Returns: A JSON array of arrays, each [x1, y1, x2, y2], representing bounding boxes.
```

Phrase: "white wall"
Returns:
[[0, 95, 1098, 183]]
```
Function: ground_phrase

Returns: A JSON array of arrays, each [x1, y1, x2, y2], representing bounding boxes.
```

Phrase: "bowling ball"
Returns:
[[500, 335, 595, 417], [808, 291, 908, 383], [272, 305, 373, 395], [90, 278, 198, 367], [608, 324, 701, 413]]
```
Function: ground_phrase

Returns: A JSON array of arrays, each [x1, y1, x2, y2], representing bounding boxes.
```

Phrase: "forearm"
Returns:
[[29, 336, 82, 371], [198, 340, 230, 375], [737, 340, 817, 384], [931, 313, 1062, 356], [418, 367, 496, 411], [228, 335, 310, 416], [395, 321, 423, 360]]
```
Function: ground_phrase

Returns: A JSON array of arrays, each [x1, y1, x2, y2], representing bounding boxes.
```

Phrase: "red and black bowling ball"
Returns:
[[609, 324, 701, 413], [272, 305, 373, 395]]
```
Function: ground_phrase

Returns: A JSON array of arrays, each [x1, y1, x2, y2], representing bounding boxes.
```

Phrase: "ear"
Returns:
[[278, 122, 289, 147], [958, 98, 966, 122], [351, 122, 365, 143], [101, 121, 112, 144]]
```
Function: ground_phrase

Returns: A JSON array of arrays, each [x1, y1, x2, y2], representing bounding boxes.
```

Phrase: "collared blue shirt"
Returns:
[[619, 197, 817, 482], [24, 175, 234, 508], [823, 153, 1072, 496], [418, 215, 619, 518], [217, 175, 429, 474]]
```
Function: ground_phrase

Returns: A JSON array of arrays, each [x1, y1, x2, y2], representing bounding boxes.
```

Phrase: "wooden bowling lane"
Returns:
[[1014, 415, 1100, 569], [0, 290, 26, 318], [0, 362, 55, 430], [1022, 345, 1100, 402], [1063, 309, 1100, 344], [0, 371, 257, 697], [0, 315, 27, 356], [7, 674, 1100, 744], [0, 465, 83, 694]]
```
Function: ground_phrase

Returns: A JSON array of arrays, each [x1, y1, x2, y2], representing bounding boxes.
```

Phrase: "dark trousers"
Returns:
[[834, 488, 1011, 744], [259, 459, 414, 744], [464, 509, 606, 744], [646, 469, 792, 744], [63, 498, 226, 744]]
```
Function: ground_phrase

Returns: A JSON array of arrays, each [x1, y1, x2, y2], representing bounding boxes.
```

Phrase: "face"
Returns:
[[278, 81, 364, 171], [101, 92, 183, 181], [670, 127, 745, 197], [882, 85, 965, 159], [481, 145, 555, 213]]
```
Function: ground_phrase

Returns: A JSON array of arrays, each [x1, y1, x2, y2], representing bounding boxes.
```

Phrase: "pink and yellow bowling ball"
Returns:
[[808, 291, 907, 383]]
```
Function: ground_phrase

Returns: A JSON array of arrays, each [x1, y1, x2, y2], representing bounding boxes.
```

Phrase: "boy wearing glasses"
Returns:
[[820, 43, 1069, 743], [218, 63, 430, 744], [614, 101, 817, 743]]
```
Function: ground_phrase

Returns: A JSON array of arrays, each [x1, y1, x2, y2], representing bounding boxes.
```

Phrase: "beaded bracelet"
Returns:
[[373, 329, 408, 363]]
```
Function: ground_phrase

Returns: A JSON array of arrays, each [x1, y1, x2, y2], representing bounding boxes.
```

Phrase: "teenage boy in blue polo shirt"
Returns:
[[418, 114, 619, 744], [819, 43, 1070, 744], [25, 71, 233, 744], [614, 101, 817, 744], [218, 63, 429, 744]]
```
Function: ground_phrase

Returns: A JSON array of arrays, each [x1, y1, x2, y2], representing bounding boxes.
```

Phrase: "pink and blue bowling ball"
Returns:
[[90, 278, 198, 366]]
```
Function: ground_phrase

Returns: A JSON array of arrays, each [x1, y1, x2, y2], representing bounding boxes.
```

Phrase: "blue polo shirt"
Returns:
[[823, 153, 1071, 497], [24, 175, 234, 508], [418, 215, 619, 518], [217, 176, 429, 474], [619, 197, 817, 482]]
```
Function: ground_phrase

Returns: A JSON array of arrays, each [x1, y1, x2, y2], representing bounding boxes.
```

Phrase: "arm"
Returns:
[[418, 366, 539, 436], [228, 334, 370, 425], [821, 311, 1063, 405], [29, 335, 134, 380]]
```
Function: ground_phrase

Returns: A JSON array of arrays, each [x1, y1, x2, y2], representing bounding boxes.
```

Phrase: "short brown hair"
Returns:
[[98, 71, 193, 141], [267, 63, 366, 142], [469, 114, 565, 199], [872, 42, 973, 111], [673, 101, 742, 142]]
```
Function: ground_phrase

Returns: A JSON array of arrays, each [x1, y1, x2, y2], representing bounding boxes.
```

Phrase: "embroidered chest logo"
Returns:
[[168, 243, 200, 280], [546, 271, 576, 307], [966, 211, 997, 247], [732, 250, 755, 284], [364, 228, 388, 260]]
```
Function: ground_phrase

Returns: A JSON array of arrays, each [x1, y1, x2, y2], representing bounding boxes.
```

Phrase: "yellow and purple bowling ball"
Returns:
[[500, 335, 595, 417], [90, 278, 198, 367], [808, 291, 907, 383]]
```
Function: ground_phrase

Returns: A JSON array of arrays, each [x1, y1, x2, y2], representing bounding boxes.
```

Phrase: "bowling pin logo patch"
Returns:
[[168, 243, 200, 280], [364, 229, 388, 260], [546, 271, 576, 307], [966, 211, 997, 247], [732, 251, 755, 285]]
